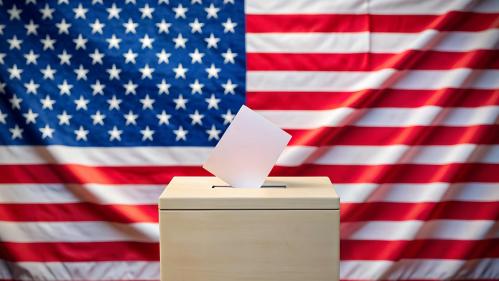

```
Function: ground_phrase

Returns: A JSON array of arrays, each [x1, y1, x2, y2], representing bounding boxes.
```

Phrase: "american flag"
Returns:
[[0, 0, 498, 280]]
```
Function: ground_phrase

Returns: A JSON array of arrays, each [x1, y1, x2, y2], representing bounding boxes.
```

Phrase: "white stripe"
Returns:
[[335, 183, 499, 203], [246, 30, 498, 53], [0, 184, 164, 204], [247, 69, 499, 91], [0, 221, 158, 242], [341, 220, 498, 240], [1, 259, 496, 281], [340, 259, 499, 280], [0, 145, 211, 166], [279, 144, 498, 166], [0, 261, 160, 281], [246, 0, 499, 14], [2, 143, 497, 166], [259, 106, 499, 129], [1, 182, 495, 204], [0, 220, 494, 243]]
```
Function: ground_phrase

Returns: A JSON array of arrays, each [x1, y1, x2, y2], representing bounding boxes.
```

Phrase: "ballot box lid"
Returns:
[[159, 177, 339, 210]]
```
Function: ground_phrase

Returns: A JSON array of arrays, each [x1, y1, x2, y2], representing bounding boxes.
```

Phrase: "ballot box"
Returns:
[[159, 176, 340, 281]]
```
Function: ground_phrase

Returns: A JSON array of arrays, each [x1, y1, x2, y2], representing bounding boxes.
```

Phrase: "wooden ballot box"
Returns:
[[159, 176, 340, 281]]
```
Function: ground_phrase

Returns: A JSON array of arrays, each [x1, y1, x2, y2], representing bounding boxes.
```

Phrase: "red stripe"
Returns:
[[0, 163, 496, 184], [246, 13, 499, 33], [247, 89, 499, 110], [286, 125, 499, 146], [0, 241, 159, 262], [0, 203, 158, 223], [341, 239, 499, 260], [247, 51, 499, 71], [0, 201, 495, 223], [1, 239, 496, 262], [340, 202, 499, 222]]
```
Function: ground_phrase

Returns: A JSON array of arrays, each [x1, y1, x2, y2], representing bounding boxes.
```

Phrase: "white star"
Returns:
[[40, 4, 54, 20], [189, 18, 204, 33], [24, 50, 39, 65], [123, 49, 138, 64], [123, 110, 138, 125], [156, 49, 171, 64], [40, 35, 56, 50], [173, 94, 188, 109], [123, 18, 138, 33], [222, 18, 237, 33], [140, 126, 155, 141], [173, 4, 188, 18], [205, 33, 220, 48], [73, 34, 87, 50], [73, 4, 88, 19], [125, 0, 135, 4], [158, 0, 169, 4], [8, 4, 22, 20], [140, 34, 154, 49], [173, 64, 188, 79], [8, 35, 22, 50], [0, 25, 4, 36], [90, 19, 105, 34], [8, 64, 23, 80], [93, 0, 104, 4], [91, 111, 105, 125], [39, 124, 54, 139], [189, 79, 204, 94], [107, 3, 121, 19], [0, 110, 7, 124], [123, 80, 138, 95], [222, 48, 237, 64], [107, 95, 122, 110], [206, 125, 221, 140], [58, 49, 72, 65], [189, 110, 204, 125], [173, 126, 188, 141], [74, 65, 89, 80], [140, 4, 154, 18], [0, 83, 5, 94], [74, 126, 89, 141], [108, 126, 123, 141], [0, 53, 6, 64], [222, 79, 237, 94], [40, 95, 55, 110], [156, 19, 171, 33], [40, 65, 56, 80], [56, 19, 71, 34], [25, 20, 39, 35], [139, 64, 154, 79], [140, 94, 155, 109], [224, 0, 235, 3], [156, 110, 171, 125], [189, 48, 204, 64], [106, 34, 121, 49], [57, 111, 72, 125], [58, 0, 70, 4], [89, 49, 104, 64], [206, 64, 221, 79], [173, 33, 188, 49], [107, 64, 121, 80], [23, 109, 38, 124], [74, 95, 89, 110], [9, 94, 22, 109], [9, 125, 23, 139], [157, 79, 171, 95], [192, 0, 202, 4], [205, 4, 219, 19], [222, 109, 235, 124], [91, 80, 105, 95], [24, 79, 39, 94], [205, 94, 220, 109], [58, 80, 73, 95]]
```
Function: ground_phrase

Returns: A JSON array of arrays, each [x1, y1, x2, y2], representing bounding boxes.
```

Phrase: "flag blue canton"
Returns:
[[0, 0, 245, 146]]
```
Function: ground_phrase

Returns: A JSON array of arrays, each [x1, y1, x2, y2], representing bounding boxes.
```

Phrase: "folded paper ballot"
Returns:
[[203, 105, 291, 188]]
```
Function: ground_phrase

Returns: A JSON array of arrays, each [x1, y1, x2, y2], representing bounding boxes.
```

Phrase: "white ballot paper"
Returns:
[[203, 105, 291, 188]]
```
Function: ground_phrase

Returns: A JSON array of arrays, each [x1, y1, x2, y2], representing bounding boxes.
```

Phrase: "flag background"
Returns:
[[1, 0, 498, 280]]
